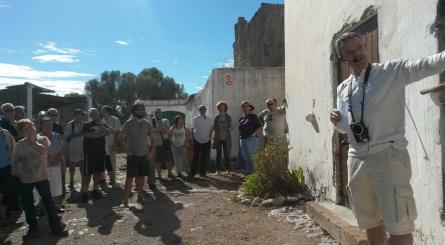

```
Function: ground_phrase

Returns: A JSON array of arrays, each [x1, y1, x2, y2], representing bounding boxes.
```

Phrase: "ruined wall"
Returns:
[[234, 3, 284, 68], [286, 0, 444, 243]]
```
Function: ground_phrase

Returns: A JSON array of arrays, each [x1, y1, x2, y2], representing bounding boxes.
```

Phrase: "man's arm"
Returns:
[[389, 51, 445, 85]]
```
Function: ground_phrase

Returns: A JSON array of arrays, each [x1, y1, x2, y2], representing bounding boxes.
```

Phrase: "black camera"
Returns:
[[350, 121, 369, 143]]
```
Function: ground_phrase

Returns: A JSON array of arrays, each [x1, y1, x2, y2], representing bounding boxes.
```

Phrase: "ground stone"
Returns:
[[251, 197, 263, 207]]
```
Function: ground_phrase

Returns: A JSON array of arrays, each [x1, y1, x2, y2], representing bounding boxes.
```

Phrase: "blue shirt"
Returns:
[[0, 132, 11, 168]]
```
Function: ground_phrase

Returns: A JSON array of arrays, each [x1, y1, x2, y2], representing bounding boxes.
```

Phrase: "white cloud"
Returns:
[[32, 42, 92, 64], [0, 63, 93, 95], [38, 42, 80, 55], [195, 86, 203, 90], [151, 60, 162, 63], [0, 4, 11, 8], [203, 51, 213, 55], [115, 40, 129, 46], [32, 54, 79, 63], [0, 63, 92, 80], [173, 60, 180, 64], [202, 75, 209, 79]]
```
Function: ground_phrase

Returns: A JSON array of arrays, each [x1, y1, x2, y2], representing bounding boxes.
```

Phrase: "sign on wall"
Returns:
[[225, 74, 233, 85]]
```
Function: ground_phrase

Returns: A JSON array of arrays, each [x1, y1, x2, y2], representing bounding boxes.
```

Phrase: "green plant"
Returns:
[[239, 140, 305, 198], [240, 172, 272, 197]]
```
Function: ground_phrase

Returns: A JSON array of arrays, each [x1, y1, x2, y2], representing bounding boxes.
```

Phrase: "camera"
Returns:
[[350, 121, 369, 143]]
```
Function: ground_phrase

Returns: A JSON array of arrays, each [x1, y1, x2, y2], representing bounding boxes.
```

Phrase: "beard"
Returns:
[[134, 113, 144, 119]]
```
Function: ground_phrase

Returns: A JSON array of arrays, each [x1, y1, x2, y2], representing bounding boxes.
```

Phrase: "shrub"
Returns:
[[239, 140, 304, 198]]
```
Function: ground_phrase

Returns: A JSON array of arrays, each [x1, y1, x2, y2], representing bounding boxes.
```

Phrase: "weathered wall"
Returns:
[[286, 0, 444, 243], [234, 3, 284, 68], [186, 67, 285, 158]]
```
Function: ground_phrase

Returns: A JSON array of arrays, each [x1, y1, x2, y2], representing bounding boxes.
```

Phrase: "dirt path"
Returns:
[[0, 157, 318, 245]]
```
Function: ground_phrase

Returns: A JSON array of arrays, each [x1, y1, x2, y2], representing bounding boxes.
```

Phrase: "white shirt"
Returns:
[[336, 51, 445, 157], [102, 115, 122, 155], [192, 115, 213, 144]]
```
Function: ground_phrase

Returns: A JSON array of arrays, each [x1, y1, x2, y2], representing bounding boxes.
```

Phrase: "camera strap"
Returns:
[[347, 63, 371, 122]]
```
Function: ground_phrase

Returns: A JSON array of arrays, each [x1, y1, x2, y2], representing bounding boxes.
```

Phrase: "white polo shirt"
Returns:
[[192, 115, 213, 144], [336, 51, 445, 157]]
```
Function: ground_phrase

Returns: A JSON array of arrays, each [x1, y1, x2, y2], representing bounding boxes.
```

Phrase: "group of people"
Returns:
[[0, 97, 287, 240]]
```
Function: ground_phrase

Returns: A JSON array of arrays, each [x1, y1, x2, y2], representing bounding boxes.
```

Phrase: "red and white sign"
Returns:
[[225, 74, 233, 85]]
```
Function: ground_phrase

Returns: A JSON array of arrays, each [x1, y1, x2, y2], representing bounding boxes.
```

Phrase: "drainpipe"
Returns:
[[26, 82, 34, 118]]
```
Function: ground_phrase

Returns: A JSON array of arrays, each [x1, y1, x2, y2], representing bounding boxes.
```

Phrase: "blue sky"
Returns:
[[0, 0, 283, 95]]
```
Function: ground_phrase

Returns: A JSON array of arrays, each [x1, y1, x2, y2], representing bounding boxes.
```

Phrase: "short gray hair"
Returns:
[[88, 107, 99, 116], [0, 103, 14, 113], [335, 32, 362, 60]]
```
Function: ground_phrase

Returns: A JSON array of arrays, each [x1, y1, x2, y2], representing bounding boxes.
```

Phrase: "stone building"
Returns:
[[233, 3, 284, 68], [286, 0, 445, 244]]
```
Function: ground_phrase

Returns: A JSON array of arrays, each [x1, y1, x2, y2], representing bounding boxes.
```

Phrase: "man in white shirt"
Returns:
[[101, 105, 122, 186], [330, 32, 445, 245], [189, 105, 213, 178]]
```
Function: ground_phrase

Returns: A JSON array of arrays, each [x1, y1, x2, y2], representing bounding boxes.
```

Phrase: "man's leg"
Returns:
[[200, 141, 210, 176], [366, 225, 388, 245], [372, 147, 416, 245], [123, 177, 134, 205], [189, 140, 201, 177]]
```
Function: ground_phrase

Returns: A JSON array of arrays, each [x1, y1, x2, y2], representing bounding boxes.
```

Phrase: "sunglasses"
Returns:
[[267, 103, 274, 107], [48, 114, 58, 117], [4, 109, 14, 112]]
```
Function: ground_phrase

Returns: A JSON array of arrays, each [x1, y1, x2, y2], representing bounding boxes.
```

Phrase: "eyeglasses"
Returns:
[[267, 103, 274, 107], [4, 108, 14, 112], [48, 114, 58, 117], [199, 109, 206, 111]]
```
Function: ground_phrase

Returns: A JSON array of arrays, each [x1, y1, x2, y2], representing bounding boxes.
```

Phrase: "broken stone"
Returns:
[[259, 199, 274, 207], [268, 207, 288, 216], [240, 199, 251, 205], [251, 197, 263, 207]]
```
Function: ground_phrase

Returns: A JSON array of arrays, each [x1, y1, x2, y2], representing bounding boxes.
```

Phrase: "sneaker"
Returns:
[[121, 200, 129, 208], [199, 174, 208, 178], [91, 190, 103, 200], [23, 225, 42, 240], [81, 192, 89, 203], [148, 184, 156, 190]]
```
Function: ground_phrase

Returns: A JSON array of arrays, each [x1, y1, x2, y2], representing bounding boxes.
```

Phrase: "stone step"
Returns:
[[306, 201, 368, 245]]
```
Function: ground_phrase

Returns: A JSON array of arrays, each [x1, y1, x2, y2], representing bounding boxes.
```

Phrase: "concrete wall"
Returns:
[[186, 67, 285, 158], [286, 0, 445, 243]]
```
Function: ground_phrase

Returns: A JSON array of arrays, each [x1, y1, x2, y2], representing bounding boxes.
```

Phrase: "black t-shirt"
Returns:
[[53, 122, 64, 136], [0, 118, 19, 140], [82, 120, 107, 154], [239, 113, 262, 139]]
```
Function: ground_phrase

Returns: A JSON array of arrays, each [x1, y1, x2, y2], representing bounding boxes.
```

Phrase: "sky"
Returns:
[[0, 0, 283, 96]]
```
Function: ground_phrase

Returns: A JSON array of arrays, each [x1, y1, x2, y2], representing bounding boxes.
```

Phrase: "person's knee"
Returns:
[[389, 233, 413, 245]]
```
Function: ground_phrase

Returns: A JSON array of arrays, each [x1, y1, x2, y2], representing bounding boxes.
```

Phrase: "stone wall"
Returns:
[[285, 0, 445, 243], [234, 3, 284, 68]]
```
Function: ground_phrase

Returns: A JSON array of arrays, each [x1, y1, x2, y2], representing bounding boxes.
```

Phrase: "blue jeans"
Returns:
[[240, 137, 259, 174], [21, 180, 61, 231]]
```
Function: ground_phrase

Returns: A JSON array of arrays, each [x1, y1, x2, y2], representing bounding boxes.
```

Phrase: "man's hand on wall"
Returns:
[[329, 109, 342, 124]]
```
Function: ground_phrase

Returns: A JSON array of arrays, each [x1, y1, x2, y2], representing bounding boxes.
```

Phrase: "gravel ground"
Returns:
[[0, 155, 322, 245]]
